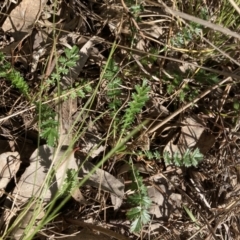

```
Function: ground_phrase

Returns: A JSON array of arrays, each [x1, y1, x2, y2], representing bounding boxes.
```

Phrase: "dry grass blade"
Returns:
[[228, 0, 240, 15]]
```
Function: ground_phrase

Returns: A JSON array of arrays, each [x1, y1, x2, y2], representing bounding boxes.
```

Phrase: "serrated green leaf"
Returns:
[[84, 85, 92, 93], [59, 169, 79, 196], [58, 67, 68, 75], [141, 196, 152, 208], [140, 209, 151, 224], [154, 151, 160, 159], [70, 91, 77, 99], [40, 127, 58, 146], [130, 217, 142, 232], [65, 60, 76, 68], [76, 89, 85, 98], [126, 207, 141, 219], [128, 194, 142, 204], [59, 56, 67, 63]]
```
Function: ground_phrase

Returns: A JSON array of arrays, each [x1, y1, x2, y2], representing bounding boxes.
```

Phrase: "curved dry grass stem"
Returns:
[[228, 0, 240, 15]]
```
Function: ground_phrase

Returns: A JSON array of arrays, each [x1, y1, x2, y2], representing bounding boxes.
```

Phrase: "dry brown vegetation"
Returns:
[[1, 0, 240, 239]]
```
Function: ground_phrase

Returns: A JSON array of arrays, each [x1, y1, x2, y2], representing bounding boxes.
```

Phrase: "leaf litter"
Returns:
[[0, 0, 240, 239]]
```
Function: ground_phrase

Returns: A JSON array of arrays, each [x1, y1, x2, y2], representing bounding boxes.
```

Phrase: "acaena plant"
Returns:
[[58, 169, 79, 197], [138, 150, 161, 160], [0, 52, 29, 98], [121, 79, 150, 134], [126, 159, 151, 233], [38, 46, 80, 146], [163, 148, 203, 167], [104, 59, 123, 113], [0, 45, 81, 147]]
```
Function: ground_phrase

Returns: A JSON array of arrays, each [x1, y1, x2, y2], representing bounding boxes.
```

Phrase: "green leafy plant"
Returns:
[[58, 169, 79, 196], [0, 45, 80, 147], [171, 21, 203, 48], [122, 79, 150, 132], [138, 150, 161, 160], [46, 45, 79, 86], [129, 4, 144, 21], [125, 0, 144, 20], [103, 59, 150, 143], [37, 45, 80, 146], [102, 59, 123, 136], [104, 59, 123, 113], [165, 74, 197, 102], [36, 103, 59, 146], [194, 69, 219, 84], [171, 7, 209, 48], [0, 52, 29, 97], [165, 68, 219, 102], [163, 148, 203, 167], [126, 160, 151, 232], [74, 81, 93, 98]]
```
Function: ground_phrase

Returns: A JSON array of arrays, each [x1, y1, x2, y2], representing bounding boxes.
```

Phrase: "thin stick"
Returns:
[[64, 217, 131, 240]]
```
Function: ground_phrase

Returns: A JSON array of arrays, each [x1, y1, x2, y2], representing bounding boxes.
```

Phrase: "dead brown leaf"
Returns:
[[164, 116, 215, 157], [2, 0, 47, 41]]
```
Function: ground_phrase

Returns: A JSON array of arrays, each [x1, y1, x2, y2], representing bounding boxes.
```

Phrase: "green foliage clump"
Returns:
[[0, 52, 29, 97], [122, 79, 150, 132], [126, 161, 151, 232], [138, 150, 161, 160], [104, 59, 123, 112], [194, 69, 219, 84], [36, 103, 59, 147], [163, 148, 203, 167], [171, 7, 209, 48], [171, 22, 203, 47], [46, 45, 79, 86], [77, 81, 93, 98], [59, 169, 79, 197], [59, 46, 79, 71], [129, 4, 144, 21], [165, 69, 219, 102], [103, 59, 150, 136], [38, 46, 80, 146], [102, 59, 123, 135], [0, 45, 80, 147], [165, 74, 199, 102]]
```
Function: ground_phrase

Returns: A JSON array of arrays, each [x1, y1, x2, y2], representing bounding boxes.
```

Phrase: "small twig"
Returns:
[[44, 39, 57, 80], [205, 199, 240, 240], [156, 173, 217, 240], [64, 217, 131, 240], [213, 83, 232, 130], [0, 82, 95, 124]]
